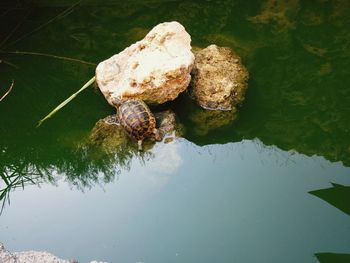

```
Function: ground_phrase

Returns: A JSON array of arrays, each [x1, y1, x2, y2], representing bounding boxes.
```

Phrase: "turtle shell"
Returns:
[[118, 99, 156, 141]]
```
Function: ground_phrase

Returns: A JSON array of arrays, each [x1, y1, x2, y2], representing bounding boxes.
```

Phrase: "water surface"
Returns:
[[1, 1, 350, 262]]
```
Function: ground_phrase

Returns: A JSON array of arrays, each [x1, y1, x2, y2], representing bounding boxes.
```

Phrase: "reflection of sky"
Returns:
[[1, 139, 350, 263], [131, 141, 184, 190]]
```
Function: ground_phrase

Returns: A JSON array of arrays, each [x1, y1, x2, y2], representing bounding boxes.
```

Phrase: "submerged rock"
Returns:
[[190, 44, 249, 111], [96, 21, 194, 106], [89, 114, 127, 150], [190, 107, 238, 136]]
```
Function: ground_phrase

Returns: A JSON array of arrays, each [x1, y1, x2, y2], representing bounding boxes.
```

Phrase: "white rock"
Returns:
[[14, 251, 75, 263], [0, 243, 75, 263], [96, 21, 194, 106]]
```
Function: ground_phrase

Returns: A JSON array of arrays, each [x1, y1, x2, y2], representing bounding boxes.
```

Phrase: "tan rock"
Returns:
[[96, 21, 194, 106], [190, 44, 249, 111]]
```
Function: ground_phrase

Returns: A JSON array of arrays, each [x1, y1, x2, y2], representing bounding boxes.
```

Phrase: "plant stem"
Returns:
[[0, 80, 15, 102], [0, 59, 19, 68]]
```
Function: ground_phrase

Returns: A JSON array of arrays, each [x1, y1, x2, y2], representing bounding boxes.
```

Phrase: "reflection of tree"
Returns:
[[0, 164, 49, 214], [0, 107, 182, 214], [0, 114, 156, 213], [0, 110, 169, 212], [0, 132, 154, 213], [70, 117, 154, 188]]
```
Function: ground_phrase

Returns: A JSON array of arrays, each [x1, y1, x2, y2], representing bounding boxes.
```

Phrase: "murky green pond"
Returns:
[[1, 1, 350, 262]]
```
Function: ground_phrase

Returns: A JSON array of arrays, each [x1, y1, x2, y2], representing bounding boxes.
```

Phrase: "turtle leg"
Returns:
[[138, 140, 143, 151]]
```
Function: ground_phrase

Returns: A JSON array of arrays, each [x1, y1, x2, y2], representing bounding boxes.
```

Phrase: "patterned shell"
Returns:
[[118, 99, 156, 141]]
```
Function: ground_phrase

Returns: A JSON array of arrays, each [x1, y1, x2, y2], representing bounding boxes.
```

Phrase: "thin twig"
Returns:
[[0, 80, 15, 102], [0, 50, 95, 66], [0, 8, 32, 48], [0, 3, 22, 18], [4, 0, 82, 48], [0, 59, 19, 68]]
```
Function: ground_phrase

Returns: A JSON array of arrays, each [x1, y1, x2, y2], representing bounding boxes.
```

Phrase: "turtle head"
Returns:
[[111, 97, 123, 108], [153, 128, 163, 142]]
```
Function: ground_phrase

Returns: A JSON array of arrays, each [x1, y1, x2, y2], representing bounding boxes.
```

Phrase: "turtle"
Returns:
[[117, 99, 161, 150]]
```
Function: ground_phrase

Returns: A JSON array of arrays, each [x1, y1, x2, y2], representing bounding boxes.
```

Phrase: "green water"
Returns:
[[1, 1, 350, 262]]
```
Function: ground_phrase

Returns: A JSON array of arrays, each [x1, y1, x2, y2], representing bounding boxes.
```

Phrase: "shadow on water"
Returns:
[[0, 0, 350, 213], [310, 183, 350, 262], [315, 253, 350, 263], [310, 183, 350, 217]]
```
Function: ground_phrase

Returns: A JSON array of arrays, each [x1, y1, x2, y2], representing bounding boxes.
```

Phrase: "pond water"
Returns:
[[1, 1, 350, 262]]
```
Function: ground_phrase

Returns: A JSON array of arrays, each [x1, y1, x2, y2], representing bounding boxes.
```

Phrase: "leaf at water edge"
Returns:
[[37, 76, 96, 127]]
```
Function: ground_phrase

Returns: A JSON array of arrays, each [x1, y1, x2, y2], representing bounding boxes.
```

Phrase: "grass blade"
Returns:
[[0, 50, 95, 66], [37, 76, 95, 127]]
